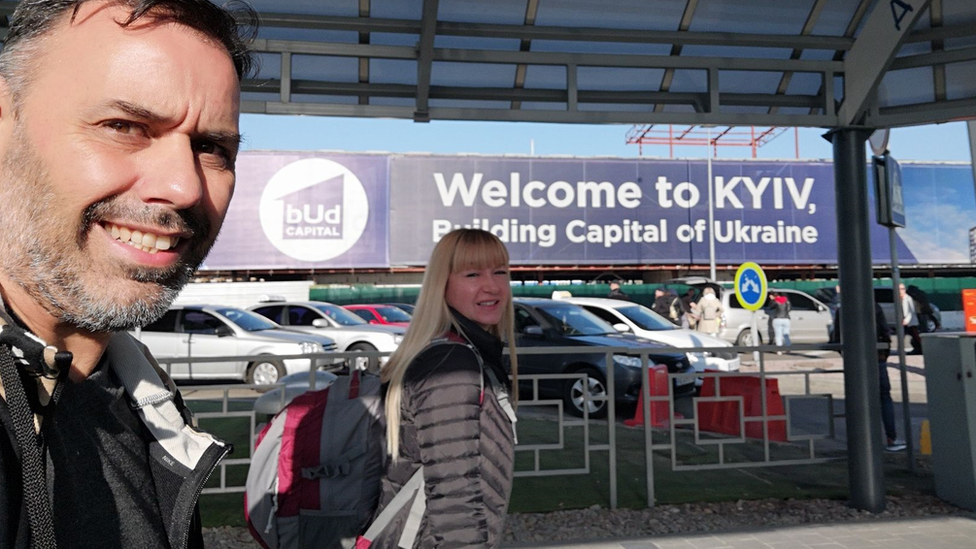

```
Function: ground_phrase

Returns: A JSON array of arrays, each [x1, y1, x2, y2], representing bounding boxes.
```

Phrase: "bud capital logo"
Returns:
[[259, 158, 369, 261]]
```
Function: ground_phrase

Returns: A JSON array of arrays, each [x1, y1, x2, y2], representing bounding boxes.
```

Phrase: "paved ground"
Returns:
[[508, 515, 976, 548]]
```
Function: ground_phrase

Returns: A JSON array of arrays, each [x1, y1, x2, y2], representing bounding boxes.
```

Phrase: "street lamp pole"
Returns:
[[707, 126, 716, 280]]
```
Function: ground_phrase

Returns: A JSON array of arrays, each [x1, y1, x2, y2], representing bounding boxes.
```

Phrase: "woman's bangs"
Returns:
[[451, 232, 509, 273]]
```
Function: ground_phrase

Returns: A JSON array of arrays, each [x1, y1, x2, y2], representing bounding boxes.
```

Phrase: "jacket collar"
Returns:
[[449, 307, 509, 388]]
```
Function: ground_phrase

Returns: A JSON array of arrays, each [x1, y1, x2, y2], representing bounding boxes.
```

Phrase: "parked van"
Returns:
[[671, 278, 833, 346]]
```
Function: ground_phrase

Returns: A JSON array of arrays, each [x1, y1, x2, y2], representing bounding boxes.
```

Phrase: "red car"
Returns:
[[344, 304, 412, 328]]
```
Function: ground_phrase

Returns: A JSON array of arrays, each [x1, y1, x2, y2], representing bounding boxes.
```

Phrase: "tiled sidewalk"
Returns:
[[507, 516, 976, 549]]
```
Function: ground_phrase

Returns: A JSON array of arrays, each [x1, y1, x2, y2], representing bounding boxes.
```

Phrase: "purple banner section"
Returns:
[[389, 156, 931, 266], [200, 152, 389, 270], [198, 152, 975, 270]]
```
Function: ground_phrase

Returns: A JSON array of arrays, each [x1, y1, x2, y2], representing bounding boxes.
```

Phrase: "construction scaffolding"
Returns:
[[625, 125, 798, 159]]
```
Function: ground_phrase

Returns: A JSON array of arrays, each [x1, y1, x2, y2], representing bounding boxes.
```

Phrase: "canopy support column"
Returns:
[[827, 127, 886, 513]]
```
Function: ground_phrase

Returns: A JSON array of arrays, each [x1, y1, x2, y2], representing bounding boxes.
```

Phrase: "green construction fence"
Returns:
[[310, 277, 976, 311]]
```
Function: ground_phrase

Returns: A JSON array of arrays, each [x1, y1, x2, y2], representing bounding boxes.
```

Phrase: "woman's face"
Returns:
[[445, 264, 510, 330]]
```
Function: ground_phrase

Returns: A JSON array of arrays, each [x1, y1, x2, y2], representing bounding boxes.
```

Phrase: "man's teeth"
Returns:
[[107, 223, 179, 254]]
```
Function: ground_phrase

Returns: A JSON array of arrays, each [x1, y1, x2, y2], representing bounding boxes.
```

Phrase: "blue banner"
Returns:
[[201, 152, 975, 270]]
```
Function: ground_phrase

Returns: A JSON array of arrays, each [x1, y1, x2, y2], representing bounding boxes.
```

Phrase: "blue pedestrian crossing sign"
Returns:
[[734, 262, 768, 311]]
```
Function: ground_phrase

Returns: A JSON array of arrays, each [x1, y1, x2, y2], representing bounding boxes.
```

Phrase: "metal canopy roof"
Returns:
[[2, 0, 974, 129]]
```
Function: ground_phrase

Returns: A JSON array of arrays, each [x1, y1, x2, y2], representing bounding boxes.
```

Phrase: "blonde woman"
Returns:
[[370, 228, 518, 548]]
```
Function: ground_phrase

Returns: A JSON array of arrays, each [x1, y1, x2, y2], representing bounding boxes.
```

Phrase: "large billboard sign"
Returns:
[[203, 152, 389, 270], [389, 156, 911, 266], [202, 152, 974, 270]]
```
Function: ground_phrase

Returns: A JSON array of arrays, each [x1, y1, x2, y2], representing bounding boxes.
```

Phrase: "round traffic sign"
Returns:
[[734, 262, 768, 311]]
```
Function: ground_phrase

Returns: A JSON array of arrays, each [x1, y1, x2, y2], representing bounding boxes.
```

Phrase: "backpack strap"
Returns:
[[357, 466, 426, 549], [0, 316, 71, 549]]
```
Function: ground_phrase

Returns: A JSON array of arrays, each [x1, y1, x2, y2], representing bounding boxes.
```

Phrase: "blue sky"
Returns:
[[239, 116, 974, 164]]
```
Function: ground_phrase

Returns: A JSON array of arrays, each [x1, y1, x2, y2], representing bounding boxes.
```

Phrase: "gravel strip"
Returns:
[[204, 494, 970, 547]]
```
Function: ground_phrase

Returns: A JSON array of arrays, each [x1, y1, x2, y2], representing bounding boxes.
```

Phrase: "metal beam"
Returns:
[[770, 0, 828, 115], [251, 39, 416, 59], [358, 0, 371, 106], [839, 0, 931, 125], [253, 12, 855, 51], [244, 79, 821, 110], [249, 38, 843, 74], [241, 99, 837, 127], [869, 96, 976, 127], [888, 45, 976, 71], [656, 0, 699, 114], [905, 22, 976, 43], [511, 0, 539, 111], [930, 0, 946, 103], [414, 0, 439, 121], [810, 0, 873, 116], [433, 48, 842, 72]]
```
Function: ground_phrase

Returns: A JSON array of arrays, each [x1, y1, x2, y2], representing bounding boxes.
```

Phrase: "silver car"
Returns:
[[131, 305, 340, 385], [248, 300, 405, 371], [671, 278, 833, 346]]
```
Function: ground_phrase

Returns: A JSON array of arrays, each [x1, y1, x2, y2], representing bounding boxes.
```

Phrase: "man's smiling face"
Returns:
[[0, 2, 242, 332]]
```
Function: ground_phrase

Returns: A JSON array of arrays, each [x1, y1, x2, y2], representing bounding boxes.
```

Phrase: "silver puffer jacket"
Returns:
[[370, 313, 516, 549]]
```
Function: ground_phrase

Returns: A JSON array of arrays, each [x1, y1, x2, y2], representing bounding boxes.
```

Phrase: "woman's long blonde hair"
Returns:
[[381, 228, 518, 457]]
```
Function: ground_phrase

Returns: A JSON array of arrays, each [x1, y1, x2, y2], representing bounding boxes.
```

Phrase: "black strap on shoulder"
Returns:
[[0, 347, 57, 549]]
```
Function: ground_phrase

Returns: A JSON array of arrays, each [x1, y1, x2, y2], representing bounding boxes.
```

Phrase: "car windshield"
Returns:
[[312, 303, 368, 326], [375, 306, 411, 322], [217, 308, 278, 332], [615, 304, 676, 331], [535, 302, 615, 336]]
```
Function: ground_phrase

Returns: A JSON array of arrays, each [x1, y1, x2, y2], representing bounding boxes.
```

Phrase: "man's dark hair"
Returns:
[[1, 0, 257, 83]]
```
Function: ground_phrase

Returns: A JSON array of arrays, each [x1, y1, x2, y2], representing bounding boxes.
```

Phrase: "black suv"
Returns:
[[513, 298, 696, 418]]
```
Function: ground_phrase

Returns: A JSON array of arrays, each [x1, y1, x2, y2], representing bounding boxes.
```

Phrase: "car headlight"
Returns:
[[612, 354, 642, 368], [299, 341, 321, 354], [393, 334, 404, 345]]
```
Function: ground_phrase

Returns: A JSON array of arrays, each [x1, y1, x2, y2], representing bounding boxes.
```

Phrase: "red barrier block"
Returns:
[[624, 364, 682, 427], [697, 374, 786, 442]]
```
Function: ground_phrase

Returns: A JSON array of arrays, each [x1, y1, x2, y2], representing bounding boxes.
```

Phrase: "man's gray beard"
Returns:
[[0, 119, 206, 333], [37, 255, 196, 333]]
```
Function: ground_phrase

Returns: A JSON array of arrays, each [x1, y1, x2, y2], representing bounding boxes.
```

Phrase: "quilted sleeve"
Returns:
[[408, 345, 489, 548]]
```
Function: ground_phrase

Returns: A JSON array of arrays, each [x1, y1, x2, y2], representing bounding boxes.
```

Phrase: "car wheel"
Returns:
[[924, 317, 937, 333], [564, 368, 608, 419], [347, 343, 378, 372], [247, 358, 285, 386], [735, 329, 761, 347]]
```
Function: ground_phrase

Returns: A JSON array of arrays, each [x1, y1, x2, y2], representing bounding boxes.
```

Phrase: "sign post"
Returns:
[[734, 262, 768, 363], [873, 151, 914, 472]]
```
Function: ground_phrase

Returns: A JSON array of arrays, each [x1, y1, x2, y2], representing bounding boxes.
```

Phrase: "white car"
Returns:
[[131, 305, 341, 385], [558, 296, 741, 376], [249, 300, 405, 371]]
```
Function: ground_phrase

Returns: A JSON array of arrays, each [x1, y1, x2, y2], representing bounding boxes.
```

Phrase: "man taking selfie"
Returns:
[[0, 1, 255, 547]]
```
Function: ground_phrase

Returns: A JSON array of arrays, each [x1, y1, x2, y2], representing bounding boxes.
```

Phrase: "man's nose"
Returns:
[[136, 136, 204, 209]]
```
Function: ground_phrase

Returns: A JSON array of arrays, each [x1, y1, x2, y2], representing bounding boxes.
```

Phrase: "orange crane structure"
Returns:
[[625, 125, 799, 158]]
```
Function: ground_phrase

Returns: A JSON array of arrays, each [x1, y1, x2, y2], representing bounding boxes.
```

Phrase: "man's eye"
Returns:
[[193, 140, 232, 166], [105, 120, 144, 136]]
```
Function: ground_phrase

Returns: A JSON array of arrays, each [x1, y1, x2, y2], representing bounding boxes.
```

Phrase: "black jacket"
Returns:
[[371, 311, 516, 548], [0, 308, 228, 549]]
